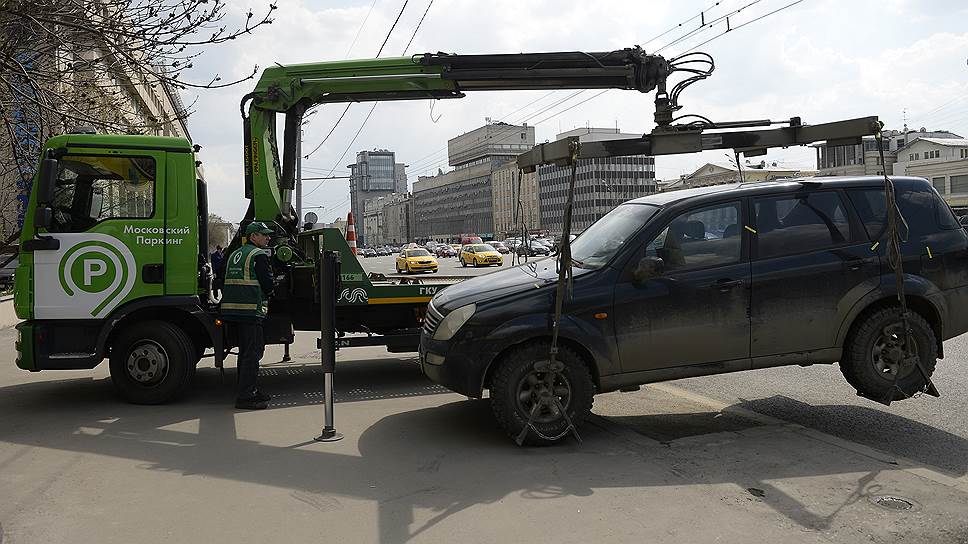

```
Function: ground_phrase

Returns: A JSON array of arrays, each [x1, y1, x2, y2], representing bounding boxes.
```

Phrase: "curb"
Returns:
[[642, 382, 968, 493]]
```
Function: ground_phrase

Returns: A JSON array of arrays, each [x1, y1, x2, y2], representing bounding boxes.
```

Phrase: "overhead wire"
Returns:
[[678, 0, 808, 55], [344, 0, 379, 58], [302, 0, 418, 199]]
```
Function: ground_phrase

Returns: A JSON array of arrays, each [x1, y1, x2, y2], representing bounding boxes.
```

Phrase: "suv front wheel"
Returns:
[[840, 307, 937, 402], [490, 342, 595, 445]]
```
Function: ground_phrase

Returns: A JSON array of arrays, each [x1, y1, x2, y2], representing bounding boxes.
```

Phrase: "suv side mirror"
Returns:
[[634, 256, 665, 283], [37, 157, 58, 204]]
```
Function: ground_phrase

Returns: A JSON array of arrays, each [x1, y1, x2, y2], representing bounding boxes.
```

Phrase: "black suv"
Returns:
[[420, 177, 968, 444]]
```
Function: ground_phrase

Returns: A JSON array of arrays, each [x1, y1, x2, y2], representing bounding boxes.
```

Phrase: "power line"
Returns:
[[654, 0, 763, 54], [304, 0, 410, 160], [344, 0, 379, 58], [678, 0, 808, 55], [641, 1, 723, 48], [305, 0, 435, 203]]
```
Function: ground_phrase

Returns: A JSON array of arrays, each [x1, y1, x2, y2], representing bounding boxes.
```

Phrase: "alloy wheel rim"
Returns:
[[514, 363, 572, 424], [872, 323, 919, 380]]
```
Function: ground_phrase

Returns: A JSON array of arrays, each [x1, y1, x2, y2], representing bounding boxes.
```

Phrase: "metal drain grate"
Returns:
[[870, 495, 916, 511]]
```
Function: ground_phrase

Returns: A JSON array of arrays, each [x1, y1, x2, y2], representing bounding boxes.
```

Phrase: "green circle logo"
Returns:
[[59, 240, 132, 317], [69, 252, 117, 293]]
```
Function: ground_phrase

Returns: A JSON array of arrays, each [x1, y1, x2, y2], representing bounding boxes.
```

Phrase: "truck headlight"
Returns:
[[433, 303, 476, 341]]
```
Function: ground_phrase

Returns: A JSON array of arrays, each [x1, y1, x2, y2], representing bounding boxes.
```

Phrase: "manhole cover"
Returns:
[[870, 495, 917, 511]]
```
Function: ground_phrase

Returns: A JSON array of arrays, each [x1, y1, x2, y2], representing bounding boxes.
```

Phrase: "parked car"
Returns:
[[420, 176, 968, 444], [436, 245, 456, 258], [0, 255, 16, 290], [361, 248, 377, 258], [488, 241, 510, 254], [460, 244, 503, 267], [395, 248, 439, 274], [516, 240, 550, 257]]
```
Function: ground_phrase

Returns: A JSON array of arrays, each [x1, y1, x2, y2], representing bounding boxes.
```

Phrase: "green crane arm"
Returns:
[[239, 48, 670, 233]]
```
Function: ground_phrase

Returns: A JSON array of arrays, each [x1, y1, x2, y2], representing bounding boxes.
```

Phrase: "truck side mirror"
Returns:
[[37, 157, 58, 204], [34, 207, 53, 229], [633, 256, 665, 283]]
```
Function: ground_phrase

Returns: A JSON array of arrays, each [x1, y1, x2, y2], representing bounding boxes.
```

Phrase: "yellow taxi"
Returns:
[[395, 248, 438, 274], [460, 244, 504, 267]]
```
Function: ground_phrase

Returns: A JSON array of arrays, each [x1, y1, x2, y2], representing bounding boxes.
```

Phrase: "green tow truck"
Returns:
[[14, 47, 669, 403]]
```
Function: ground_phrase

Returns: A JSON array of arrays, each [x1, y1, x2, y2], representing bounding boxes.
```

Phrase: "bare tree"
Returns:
[[0, 0, 276, 240], [207, 212, 235, 251]]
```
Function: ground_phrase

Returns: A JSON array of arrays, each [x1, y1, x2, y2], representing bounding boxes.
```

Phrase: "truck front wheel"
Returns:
[[109, 321, 196, 404], [490, 342, 595, 445]]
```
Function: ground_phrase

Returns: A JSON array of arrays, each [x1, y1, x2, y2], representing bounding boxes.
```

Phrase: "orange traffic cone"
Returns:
[[346, 212, 358, 255]]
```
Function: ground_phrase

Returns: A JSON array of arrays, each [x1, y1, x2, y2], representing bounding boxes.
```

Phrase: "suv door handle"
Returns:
[[844, 259, 864, 272], [713, 279, 743, 292]]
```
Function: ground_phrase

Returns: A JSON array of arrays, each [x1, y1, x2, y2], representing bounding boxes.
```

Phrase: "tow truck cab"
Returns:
[[15, 133, 219, 376]]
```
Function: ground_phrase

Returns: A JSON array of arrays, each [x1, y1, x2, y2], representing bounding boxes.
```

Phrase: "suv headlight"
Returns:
[[433, 303, 476, 341]]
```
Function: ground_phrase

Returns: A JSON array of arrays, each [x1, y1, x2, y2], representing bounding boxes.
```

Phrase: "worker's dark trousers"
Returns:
[[235, 321, 265, 399]]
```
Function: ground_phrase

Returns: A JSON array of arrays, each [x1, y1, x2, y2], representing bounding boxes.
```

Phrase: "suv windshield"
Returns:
[[569, 203, 659, 269]]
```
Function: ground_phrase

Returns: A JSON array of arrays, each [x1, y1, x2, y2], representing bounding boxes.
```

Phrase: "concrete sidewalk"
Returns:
[[0, 332, 966, 543]]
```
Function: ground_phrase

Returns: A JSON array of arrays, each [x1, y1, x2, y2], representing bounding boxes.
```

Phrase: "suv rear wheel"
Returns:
[[109, 320, 196, 404], [840, 307, 937, 401], [490, 342, 595, 445]]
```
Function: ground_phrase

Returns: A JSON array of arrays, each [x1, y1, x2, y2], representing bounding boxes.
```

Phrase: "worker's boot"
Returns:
[[235, 396, 268, 410], [253, 389, 271, 402]]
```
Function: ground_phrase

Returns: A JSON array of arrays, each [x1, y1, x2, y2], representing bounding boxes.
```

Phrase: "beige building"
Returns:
[[892, 138, 968, 209], [813, 128, 960, 177], [362, 192, 412, 246], [491, 160, 539, 238], [382, 193, 413, 245], [662, 161, 817, 192], [1, 32, 190, 238]]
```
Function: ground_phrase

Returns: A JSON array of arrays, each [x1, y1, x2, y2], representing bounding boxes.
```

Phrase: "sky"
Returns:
[[181, 0, 968, 223]]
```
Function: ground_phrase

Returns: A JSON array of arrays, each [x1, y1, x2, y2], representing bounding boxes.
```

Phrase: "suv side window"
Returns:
[[847, 185, 960, 240], [846, 188, 887, 240], [753, 191, 851, 259], [645, 201, 741, 271]]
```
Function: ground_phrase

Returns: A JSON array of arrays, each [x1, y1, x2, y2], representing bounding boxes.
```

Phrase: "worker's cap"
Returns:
[[244, 222, 274, 236]]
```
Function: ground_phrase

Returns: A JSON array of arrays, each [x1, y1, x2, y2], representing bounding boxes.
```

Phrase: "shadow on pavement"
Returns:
[[1, 361, 966, 542], [733, 395, 968, 475]]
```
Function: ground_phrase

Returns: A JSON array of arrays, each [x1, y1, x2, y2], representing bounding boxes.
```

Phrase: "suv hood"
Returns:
[[432, 258, 590, 312]]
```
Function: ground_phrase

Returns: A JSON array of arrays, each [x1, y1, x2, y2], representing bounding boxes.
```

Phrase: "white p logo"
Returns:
[[83, 259, 107, 286]]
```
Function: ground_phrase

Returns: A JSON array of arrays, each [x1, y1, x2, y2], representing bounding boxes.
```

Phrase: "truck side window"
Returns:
[[753, 192, 851, 259], [645, 202, 741, 271], [48, 155, 155, 233]]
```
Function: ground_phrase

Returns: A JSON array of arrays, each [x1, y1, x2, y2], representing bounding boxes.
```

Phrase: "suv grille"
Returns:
[[423, 302, 444, 338]]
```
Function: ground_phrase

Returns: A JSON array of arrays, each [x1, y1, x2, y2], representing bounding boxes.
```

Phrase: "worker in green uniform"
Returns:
[[221, 222, 276, 409]]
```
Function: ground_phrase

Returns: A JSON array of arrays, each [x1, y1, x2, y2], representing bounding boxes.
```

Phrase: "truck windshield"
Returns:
[[569, 203, 659, 269]]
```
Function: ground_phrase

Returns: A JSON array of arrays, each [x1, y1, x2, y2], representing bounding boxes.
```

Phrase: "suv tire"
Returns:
[[490, 342, 595, 445], [840, 307, 937, 401], [109, 320, 196, 404]]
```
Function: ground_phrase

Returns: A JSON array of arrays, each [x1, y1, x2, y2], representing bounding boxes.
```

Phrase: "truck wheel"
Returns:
[[840, 307, 937, 402], [109, 321, 196, 404], [490, 342, 595, 446]]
